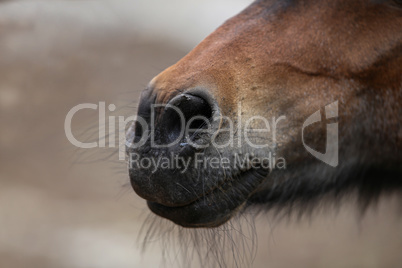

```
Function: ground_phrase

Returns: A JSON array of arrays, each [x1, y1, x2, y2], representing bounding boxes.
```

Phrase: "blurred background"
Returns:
[[0, 0, 401, 267]]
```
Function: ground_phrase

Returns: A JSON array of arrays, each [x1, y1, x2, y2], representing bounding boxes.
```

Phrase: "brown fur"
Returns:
[[128, 0, 402, 228]]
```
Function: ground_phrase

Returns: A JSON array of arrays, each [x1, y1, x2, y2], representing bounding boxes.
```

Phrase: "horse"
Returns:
[[127, 0, 402, 232]]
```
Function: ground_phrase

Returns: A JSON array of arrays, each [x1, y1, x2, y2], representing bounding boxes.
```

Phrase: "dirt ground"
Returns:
[[0, 1, 401, 267]]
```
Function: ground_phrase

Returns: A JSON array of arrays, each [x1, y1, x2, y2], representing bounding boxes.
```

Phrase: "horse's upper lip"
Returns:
[[148, 169, 246, 208]]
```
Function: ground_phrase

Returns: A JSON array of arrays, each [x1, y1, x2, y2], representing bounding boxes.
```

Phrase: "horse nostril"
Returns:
[[161, 93, 213, 146]]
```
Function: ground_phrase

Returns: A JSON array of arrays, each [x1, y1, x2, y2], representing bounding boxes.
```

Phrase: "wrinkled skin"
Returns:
[[127, 0, 402, 227]]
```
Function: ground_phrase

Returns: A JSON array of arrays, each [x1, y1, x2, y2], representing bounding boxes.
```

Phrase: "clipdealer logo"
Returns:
[[64, 101, 339, 167], [302, 101, 338, 167]]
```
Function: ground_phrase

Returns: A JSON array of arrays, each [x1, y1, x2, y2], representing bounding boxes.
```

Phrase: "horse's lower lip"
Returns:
[[147, 200, 234, 228], [145, 167, 269, 228]]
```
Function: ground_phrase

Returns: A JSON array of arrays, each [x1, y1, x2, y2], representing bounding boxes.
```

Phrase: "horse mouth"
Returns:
[[145, 167, 269, 228]]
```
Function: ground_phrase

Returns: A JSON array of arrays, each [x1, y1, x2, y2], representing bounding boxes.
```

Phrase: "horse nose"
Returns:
[[160, 93, 214, 148], [133, 91, 216, 154]]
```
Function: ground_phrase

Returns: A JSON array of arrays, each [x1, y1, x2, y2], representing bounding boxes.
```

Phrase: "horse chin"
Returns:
[[147, 201, 235, 228], [145, 167, 269, 228]]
